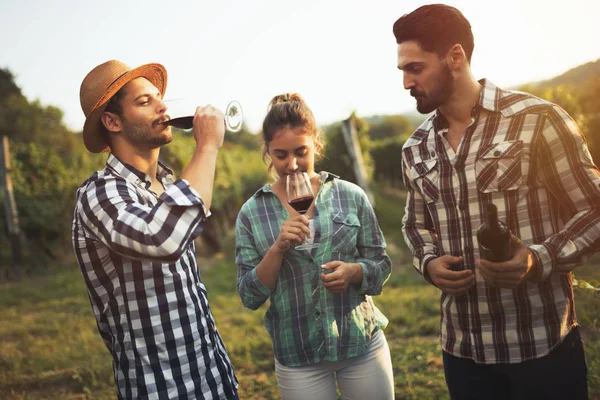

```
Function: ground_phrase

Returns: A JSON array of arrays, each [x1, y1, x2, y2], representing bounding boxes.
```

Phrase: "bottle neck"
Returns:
[[484, 204, 500, 230]]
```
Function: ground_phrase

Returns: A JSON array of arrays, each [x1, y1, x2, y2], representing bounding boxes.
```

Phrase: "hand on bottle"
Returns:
[[320, 262, 361, 293], [192, 105, 225, 151], [273, 215, 310, 253], [426, 255, 475, 295], [478, 235, 535, 289]]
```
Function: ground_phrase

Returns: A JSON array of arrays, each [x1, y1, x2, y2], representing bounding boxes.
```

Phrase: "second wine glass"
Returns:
[[286, 171, 318, 251], [160, 99, 243, 132]]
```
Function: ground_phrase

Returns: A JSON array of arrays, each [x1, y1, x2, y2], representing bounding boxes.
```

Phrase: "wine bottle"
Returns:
[[477, 204, 512, 262]]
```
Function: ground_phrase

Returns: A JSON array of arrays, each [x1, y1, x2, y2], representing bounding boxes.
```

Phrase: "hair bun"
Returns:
[[268, 93, 306, 109]]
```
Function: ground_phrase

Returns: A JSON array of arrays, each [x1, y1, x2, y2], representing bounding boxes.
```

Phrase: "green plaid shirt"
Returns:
[[235, 172, 391, 367]]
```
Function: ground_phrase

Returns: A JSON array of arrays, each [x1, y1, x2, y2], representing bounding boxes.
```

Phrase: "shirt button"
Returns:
[[494, 150, 501, 157], [430, 151, 436, 158], [315, 311, 321, 317], [459, 203, 465, 210], [465, 246, 471, 254]]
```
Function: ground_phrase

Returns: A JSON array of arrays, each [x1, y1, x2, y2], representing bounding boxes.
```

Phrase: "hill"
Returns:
[[529, 58, 600, 89]]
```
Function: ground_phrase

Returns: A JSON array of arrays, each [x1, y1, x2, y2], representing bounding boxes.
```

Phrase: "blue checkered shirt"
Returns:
[[72, 154, 238, 399]]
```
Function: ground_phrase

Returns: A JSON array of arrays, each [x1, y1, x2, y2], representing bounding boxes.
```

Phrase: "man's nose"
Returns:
[[157, 98, 167, 114], [403, 73, 415, 90]]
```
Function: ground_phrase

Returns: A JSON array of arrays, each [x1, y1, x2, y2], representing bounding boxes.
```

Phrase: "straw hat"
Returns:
[[79, 60, 167, 153]]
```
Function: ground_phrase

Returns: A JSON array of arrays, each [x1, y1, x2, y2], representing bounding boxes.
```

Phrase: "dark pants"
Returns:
[[443, 327, 588, 400]]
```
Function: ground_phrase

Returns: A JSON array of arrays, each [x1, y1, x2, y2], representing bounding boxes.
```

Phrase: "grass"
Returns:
[[1, 188, 599, 399]]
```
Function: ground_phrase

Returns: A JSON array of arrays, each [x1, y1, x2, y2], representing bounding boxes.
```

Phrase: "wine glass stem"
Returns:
[[308, 219, 315, 242], [299, 219, 314, 246]]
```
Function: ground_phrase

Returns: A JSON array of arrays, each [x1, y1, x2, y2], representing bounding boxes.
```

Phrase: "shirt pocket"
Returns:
[[409, 158, 439, 204], [475, 140, 523, 193], [331, 212, 361, 253]]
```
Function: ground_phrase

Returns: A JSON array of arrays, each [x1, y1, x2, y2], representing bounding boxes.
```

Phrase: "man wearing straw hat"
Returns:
[[72, 60, 238, 399]]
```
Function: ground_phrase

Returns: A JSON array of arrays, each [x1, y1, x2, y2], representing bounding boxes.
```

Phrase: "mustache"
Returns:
[[410, 90, 425, 97], [154, 115, 171, 127]]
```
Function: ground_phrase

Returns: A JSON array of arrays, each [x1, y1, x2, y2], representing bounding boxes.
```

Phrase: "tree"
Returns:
[[0, 68, 22, 98], [577, 78, 600, 163], [370, 138, 405, 188], [0, 68, 105, 267], [520, 81, 600, 164], [317, 114, 373, 184], [0, 67, 75, 150], [367, 114, 414, 141], [10, 142, 75, 261], [362, 114, 415, 188], [223, 123, 262, 150]]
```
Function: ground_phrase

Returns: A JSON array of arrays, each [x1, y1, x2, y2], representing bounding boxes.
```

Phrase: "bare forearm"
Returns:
[[180, 147, 219, 210]]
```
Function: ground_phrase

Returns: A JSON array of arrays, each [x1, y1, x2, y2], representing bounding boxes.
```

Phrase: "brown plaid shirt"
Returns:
[[401, 79, 600, 364]]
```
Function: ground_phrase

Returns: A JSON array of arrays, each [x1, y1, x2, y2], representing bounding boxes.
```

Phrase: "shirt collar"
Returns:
[[432, 78, 500, 132], [106, 153, 174, 189], [477, 78, 502, 112]]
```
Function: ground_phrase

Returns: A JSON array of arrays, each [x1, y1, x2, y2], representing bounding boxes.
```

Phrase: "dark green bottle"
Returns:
[[477, 204, 512, 262]]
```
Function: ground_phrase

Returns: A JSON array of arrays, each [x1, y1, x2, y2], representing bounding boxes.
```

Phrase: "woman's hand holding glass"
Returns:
[[273, 215, 311, 253]]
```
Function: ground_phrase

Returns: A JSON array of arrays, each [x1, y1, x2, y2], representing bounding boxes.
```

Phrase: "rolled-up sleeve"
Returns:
[[401, 155, 440, 284], [354, 189, 392, 296], [78, 177, 207, 262], [529, 106, 600, 280], [235, 206, 273, 310]]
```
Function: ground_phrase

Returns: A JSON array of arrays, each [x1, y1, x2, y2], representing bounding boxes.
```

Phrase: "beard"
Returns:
[[122, 119, 173, 148], [413, 63, 455, 114]]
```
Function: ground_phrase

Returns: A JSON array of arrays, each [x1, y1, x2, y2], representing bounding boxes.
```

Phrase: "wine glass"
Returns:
[[286, 171, 318, 251], [160, 99, 243, 132]]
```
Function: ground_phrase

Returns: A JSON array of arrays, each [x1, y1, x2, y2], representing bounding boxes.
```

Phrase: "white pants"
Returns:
[[274, 330, 394, 400]]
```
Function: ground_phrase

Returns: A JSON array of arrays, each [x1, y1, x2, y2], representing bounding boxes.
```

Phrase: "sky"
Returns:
[[1, 0, 599, 134]]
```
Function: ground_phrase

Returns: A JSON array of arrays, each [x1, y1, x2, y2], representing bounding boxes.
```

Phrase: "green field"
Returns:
[[1, 189, 599, 399]]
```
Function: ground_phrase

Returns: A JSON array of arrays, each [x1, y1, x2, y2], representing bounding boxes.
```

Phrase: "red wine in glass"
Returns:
[[289, 196, 314, 214], [286, 171, 318, 250], [163, 116, 194, 130], [160, 100, 243, 132]]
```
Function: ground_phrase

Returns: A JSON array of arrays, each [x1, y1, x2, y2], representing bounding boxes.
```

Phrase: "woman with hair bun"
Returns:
[[235, 93, 394, 399]]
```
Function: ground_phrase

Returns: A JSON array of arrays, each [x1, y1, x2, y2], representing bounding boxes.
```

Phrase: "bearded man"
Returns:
[[396, 5, 599, 399]]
